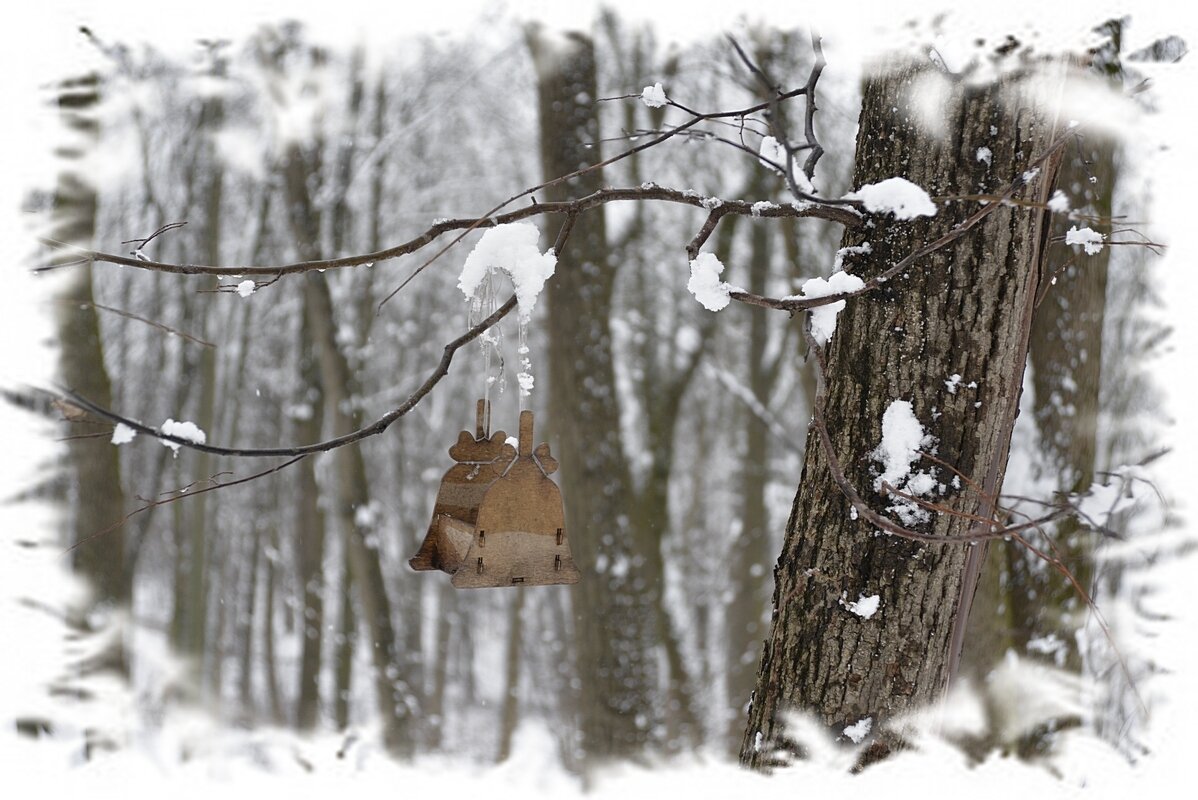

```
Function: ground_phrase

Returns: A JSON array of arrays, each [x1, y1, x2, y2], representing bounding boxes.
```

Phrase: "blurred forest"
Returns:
[[16, 11, 1178, 775]]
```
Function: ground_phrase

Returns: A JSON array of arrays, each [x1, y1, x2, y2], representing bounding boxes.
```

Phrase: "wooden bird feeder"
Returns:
[[409, 400, 580, 588]]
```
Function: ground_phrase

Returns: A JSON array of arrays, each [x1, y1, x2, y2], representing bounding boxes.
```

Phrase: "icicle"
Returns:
[[516, 318, 533, 404]]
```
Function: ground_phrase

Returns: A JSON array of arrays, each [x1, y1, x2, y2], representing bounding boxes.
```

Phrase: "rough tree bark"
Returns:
[[962, 35, 1122, 717], [741, 60, 1064, 766]]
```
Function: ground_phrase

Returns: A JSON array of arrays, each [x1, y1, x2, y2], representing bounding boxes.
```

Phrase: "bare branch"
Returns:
[[56, 295, 518, 458], [47, 213, 583, 459], [39, 185, 858, 280], [63, 456, 307, 555], [119, 220, 187, 251], [57, 298, 215, 348], [730, 132, 1074, 313]]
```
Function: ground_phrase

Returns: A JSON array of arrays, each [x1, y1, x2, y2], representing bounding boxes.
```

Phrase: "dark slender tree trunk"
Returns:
[[726, 168, 782, 749], [528, 28, 654, 763], [741, 61, 1064, 766], [333, 554, 355, 731], [184, 87, 224, 692], [52, 74, 130, 622], [282, 139, 416, 756], [236, 523, 263, 719], [425, 584, 457, 749], [294, 319, 327, 730], [496, 589, 526, 762], [263, 530, 286, 725]]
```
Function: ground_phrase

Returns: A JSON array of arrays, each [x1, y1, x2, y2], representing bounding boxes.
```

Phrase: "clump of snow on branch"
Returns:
[[1065, 225, 1104, 255], [750, 200, 779, 216], [789, 271, 865, 345], [841, 592, 881, 620], [1047, 190, 1070, 213], [236, 279, 256, 298], [833, 242, 871, 271], [845, 177, 937, 219], [975, 146, 992, 166], [458, 223, 557, 324], [686, 252, 740, 311], [640, 82, 667, 108], [842, 716, 873, 744], [158, 419, 207, 454], [759, 135, 816, 194], [870, 400, 938, 526], [111, 423, 137, 445]]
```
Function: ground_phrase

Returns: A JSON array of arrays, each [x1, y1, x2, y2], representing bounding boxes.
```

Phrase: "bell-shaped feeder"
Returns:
[[451, 409, 580, 588], [409, 399, 514, 575]]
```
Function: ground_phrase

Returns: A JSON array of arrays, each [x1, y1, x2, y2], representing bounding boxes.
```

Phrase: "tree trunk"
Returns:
[[282, 140, 416, 756], [726, 166, 783, 749], [235, 522, 262, 720], [425, 583, 457, 749], [263, 530, 286, 725], [961, 39, 1122, 705], [52, 73, 130, 622], [528, 28, 654, 763], [333, 546, 355, 731], [741, 61, 1064, 766], [183, 86, 224, 692], [496, 589, 526, 762], [294, 318, 327, 730]]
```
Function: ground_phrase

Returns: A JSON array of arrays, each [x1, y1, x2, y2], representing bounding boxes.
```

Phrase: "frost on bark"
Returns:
[[741, 61, 1064, 766]]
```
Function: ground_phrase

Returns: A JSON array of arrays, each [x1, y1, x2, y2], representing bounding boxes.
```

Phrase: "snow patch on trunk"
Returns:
[[871, 401, 938, 526], [845, 177, 937, 219]]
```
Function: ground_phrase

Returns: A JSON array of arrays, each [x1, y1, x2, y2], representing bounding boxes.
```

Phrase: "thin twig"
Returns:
[[730, 132, 1074, 313], [120, 221, 187, 250], [63, 456, 306, 556], [56, 295, 517, 458], [372, 83, 830, 309], [57, 298, 215, 348], [37, 184, 857, 280], [48, 214, 581, 459]]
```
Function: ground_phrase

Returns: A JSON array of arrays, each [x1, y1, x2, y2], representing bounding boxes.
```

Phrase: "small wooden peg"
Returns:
[[518, 410, 534, 458]]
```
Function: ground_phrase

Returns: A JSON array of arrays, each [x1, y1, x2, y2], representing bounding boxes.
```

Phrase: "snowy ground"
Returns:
[[3, 1, 1197, 797]]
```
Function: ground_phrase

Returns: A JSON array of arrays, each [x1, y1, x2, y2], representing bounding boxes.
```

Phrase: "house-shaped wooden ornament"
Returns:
[[409, 400, 513, 575], [409, 401, 580, 588]]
